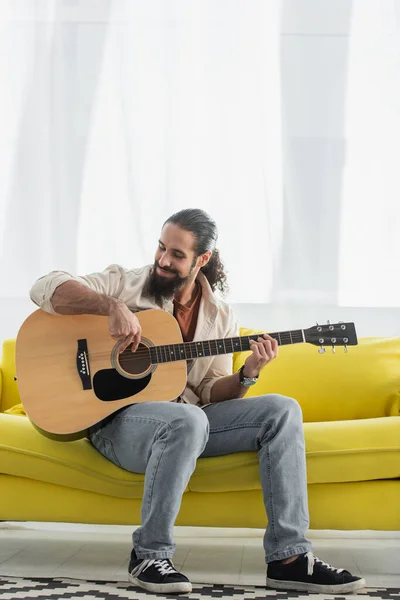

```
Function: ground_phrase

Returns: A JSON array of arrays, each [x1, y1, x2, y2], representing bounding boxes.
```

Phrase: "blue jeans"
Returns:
[[88, 395, 312, 563]]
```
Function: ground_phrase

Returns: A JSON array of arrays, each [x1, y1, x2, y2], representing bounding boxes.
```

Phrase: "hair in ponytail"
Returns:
[[164, 209, 229, 295]]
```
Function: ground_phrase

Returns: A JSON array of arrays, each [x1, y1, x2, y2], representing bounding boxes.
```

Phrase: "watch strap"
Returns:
[[239, 365, 259, 386]]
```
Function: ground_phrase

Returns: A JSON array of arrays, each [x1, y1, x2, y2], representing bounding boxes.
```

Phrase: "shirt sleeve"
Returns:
[[194, 306, 239, 405], [29, 264, 126, 314]]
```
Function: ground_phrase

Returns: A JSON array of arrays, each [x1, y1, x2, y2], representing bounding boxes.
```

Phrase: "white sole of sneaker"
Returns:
[[266, 576, 366, 594], [128, 573, 192, 594]]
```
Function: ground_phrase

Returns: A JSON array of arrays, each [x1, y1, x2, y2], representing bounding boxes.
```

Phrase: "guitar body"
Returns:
[[16, 309, 187, 435], [16, 308, 357, 438]]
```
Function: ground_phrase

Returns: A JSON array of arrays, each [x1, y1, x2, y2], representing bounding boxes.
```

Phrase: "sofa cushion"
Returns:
[[0, 414, 146, 499], [189, 416, 400, 492], [234, 333, 400, 422], [1, 413, 398, 498]]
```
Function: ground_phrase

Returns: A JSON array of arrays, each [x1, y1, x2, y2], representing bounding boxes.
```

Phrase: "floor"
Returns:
[[0, 523, 399, 588]]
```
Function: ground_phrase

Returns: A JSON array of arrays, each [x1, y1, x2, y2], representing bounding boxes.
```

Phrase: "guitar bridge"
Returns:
[[77, 339, 92, 390]]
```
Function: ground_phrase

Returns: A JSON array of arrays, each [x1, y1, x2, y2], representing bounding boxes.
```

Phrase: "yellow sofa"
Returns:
[[0, 333, 399, 530]]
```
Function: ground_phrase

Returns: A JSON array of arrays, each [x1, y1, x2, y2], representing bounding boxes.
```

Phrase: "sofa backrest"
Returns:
[[2, 334, 400, 421], [235, 329, 400, 422]]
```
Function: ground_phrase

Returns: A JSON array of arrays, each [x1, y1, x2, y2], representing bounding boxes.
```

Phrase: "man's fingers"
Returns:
[[119, 333, 135, 354], [263, 334, 278, 356], [251, 337, 276, 362], [264, 339, 276, 360], [250, 339, 261, 358], [111, 326, 142, 353], [257, 337, 269, 360], [131, 332, 141, 352]]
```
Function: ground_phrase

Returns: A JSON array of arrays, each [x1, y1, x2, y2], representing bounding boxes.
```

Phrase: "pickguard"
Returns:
[[93, 369, 152, 401]]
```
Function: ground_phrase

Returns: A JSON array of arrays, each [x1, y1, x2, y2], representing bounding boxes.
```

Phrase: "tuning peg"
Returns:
[[318, 347, 326, 354], [344, 344, 348, 353], [332, 345, 336, 354]]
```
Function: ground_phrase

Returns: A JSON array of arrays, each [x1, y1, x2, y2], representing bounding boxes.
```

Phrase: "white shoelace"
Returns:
[[131, 558, 177, 578], [305, 552, 344, 576]]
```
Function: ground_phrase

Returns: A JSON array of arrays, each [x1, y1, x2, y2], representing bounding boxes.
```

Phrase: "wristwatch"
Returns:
[[239, 365, 259, 387]]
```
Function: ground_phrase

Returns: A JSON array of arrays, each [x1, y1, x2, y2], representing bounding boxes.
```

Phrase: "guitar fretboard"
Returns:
[[149, 330, 304, 364]]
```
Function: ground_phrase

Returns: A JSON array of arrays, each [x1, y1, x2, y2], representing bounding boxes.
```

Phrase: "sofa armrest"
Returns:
[[0, 367, 3, 412], [0, 339, 21, 413]]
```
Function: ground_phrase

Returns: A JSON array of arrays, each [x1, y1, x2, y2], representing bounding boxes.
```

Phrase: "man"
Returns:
[[30, 208, 365, 595]]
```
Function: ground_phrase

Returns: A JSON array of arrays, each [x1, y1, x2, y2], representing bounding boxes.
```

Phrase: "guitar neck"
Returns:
[[149, 329, 305, 364]]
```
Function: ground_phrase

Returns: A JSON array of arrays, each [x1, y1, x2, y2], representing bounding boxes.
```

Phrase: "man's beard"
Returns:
[[147, 259, 196, 304]]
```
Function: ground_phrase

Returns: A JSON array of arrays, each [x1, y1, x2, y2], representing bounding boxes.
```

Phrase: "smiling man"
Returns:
[[30, 208, 365, 595]]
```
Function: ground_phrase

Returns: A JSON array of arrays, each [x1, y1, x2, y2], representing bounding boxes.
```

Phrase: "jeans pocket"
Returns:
[[90, 433, 123, 468]]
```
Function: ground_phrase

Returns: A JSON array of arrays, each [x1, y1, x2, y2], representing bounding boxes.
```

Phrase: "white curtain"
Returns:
[[339, 0, 400, 307], [0, 0, 282, 305], [1, 0, 400, 340]]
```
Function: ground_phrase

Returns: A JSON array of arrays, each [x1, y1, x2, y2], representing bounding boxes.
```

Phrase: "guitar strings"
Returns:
[[88, 333, 304, 363], [78, 326, 348, 363], [91, 333, 300, 359]]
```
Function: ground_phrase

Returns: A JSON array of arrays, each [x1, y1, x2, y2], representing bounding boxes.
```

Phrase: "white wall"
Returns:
[[233, 303, 400, 339]]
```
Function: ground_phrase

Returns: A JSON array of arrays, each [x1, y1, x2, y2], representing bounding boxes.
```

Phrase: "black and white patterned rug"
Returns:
[[0, 577, 398, 600]]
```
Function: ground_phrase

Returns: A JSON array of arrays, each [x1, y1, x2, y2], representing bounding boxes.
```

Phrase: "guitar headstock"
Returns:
[[304, 322, 358, 353]]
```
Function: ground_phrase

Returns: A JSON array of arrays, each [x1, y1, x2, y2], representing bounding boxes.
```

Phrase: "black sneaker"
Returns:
[[266, 552, 366, 594], [128, 548, 192, 594]]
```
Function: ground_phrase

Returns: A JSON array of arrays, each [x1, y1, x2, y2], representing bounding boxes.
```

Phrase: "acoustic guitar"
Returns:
[[15, 309, 358, 436]]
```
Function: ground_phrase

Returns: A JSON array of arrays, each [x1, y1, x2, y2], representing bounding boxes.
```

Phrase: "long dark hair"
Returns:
[[164, 208, 229, 295]]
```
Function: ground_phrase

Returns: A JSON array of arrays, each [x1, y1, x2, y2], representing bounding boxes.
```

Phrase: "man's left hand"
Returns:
[[243, 334, 278, 378]]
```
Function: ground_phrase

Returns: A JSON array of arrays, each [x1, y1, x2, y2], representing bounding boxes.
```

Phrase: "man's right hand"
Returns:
[[108, 299, 142, 353]]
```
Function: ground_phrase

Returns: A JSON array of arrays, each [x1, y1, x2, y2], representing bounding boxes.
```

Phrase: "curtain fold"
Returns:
[[0, 0, 399, 317]]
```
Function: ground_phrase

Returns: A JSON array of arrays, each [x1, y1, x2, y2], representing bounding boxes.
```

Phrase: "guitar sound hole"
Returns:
[[117, 342, 151, 376]]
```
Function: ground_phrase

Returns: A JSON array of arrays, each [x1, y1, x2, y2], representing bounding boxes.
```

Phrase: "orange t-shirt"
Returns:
[[173, 282, 202, 342]]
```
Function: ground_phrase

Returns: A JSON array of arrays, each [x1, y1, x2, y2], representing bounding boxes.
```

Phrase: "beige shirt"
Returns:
[[29, 264, 239, 407]]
